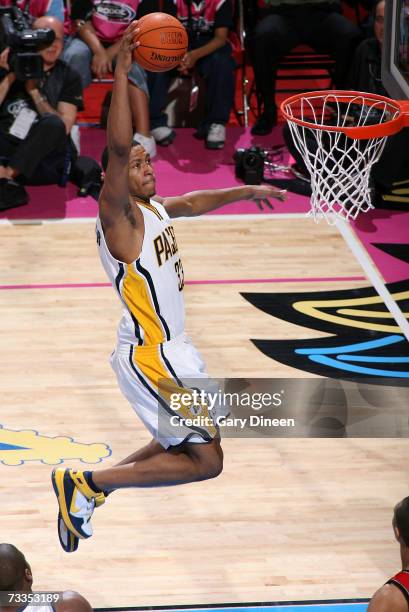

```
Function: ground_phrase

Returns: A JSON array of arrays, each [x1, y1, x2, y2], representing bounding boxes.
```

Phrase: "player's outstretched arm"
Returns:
[[156, 185, 286, 218], [367, 584, 408, 612], [99, 22, 139, 228], [57, 590, 93, 612]]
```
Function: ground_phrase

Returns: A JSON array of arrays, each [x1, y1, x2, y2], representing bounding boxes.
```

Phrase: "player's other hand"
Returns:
[[116, 21, 140, 75], [249, 184, 287, 202]]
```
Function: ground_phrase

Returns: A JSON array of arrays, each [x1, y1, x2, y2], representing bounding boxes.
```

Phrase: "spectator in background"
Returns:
[[148, 0, 236, 150], [280, 0, 409, 206], [0, 0, 64, 22], [0, 16, 83, 210], [249, 0, 362, 135], [62, 0, 156, 156], [347, 0, 409, 200], [348, 0, 385, 95], [0, 543, 92, 612]]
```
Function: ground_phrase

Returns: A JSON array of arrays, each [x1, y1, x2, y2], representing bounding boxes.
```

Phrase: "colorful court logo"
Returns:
[[242, 279, 409, 382], [0, 425, 112, 466]]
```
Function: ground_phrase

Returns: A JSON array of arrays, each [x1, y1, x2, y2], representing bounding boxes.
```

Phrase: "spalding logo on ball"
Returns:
[[133, 12, 188, 72]]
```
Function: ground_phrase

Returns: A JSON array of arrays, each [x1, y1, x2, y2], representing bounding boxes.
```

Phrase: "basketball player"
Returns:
[[51, 22, 285, 551], [0, 543, 92, 611], [367, 497, 409, 611]]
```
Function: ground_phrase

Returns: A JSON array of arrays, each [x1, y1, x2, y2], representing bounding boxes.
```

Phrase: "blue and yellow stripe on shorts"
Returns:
[[128, 342, 217, 444]]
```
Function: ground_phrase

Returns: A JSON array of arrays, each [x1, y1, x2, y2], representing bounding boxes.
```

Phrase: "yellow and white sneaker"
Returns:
[[52, 468, 105, 541]]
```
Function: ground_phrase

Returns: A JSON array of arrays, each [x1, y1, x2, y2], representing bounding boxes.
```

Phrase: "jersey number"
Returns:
[[174, 259, 184, 291]]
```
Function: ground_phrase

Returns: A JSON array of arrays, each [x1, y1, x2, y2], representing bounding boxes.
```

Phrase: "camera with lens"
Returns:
[[0, 4, 55, 81], [233, 146, 266, 185]]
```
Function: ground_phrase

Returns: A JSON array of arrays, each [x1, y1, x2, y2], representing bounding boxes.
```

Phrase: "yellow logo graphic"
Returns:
[[0, 425, 111, 466]]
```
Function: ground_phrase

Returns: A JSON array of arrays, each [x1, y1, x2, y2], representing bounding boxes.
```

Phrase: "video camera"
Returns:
[[234, 145, 295, 185], [0, 4, 55, 81], [233, 146, 266, 185]]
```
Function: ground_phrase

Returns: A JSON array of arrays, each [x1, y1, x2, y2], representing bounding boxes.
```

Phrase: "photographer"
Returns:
[[0, 0, 64, 22], [0, 15, 83, 210]]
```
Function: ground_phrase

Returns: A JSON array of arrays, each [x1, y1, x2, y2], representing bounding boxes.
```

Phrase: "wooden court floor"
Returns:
[[0, 216, 406, 609]]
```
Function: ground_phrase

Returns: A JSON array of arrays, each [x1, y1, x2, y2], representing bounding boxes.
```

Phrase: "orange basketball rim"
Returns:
[[280, 90, 409, 222]]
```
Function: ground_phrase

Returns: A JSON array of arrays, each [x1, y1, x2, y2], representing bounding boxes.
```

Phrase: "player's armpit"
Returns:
[[367, 584, 408, 612], [56, 590, 93, 612]]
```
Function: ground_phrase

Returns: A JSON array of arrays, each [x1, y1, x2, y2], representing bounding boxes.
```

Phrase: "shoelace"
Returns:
[[84, 498, 95, 520]]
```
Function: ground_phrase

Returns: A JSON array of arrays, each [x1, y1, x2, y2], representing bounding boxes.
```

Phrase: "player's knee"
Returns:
[[209, 455, 223, 479], [197, 453, 223, 480]]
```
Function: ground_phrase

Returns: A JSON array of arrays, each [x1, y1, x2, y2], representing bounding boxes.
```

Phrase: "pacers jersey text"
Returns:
[[96, 200, 185, 346]]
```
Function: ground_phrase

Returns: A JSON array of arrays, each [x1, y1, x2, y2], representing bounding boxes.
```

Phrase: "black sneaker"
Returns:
[[193, 124, 207, 140], [251, 114, 276, 136], [0, 180, 29, 211]]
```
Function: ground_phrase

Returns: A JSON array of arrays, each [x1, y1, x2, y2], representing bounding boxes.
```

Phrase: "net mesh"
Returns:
[[283, 92, 401, 222]]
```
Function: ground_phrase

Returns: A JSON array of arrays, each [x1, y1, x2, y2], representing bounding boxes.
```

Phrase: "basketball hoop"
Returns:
[[280, 90, 409, 222]]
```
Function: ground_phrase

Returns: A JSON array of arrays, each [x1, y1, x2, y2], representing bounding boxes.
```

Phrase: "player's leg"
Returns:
[[113, 438, 165, 466], [92, 437, 223, 491], [52, 438, 223, 541], [55, 438, 166, 552], [52, 338, 222, 542]]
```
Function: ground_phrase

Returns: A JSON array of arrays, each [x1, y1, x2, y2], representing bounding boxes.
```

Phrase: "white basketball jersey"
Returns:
[[96, 199, 185, 346]]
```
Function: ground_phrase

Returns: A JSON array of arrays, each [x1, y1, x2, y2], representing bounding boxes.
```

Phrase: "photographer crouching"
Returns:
[[0, 15, 83, 210]]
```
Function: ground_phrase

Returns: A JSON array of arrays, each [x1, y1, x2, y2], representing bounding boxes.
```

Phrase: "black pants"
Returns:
[[148, 42, 236, 129], [250, 4, 362, 118], [0, 113, 69, 185]]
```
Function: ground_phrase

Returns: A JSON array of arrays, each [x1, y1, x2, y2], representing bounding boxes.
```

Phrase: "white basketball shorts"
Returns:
[[110, 333, 219, 449]]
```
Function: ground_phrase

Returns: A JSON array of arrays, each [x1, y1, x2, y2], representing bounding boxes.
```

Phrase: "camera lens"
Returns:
[[245, 154, 257, 167]]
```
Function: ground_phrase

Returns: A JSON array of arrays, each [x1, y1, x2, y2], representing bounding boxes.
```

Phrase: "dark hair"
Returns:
[[395, 497, 409, 547], [0, 544, 28, 591], [372, 0, 384, 18]]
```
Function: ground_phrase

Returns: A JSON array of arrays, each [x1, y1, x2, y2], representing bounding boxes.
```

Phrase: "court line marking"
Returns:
[[0, 213, 309, 226], [335, 217, 409, 342], [94, 602, 368, 612], [0, 276, 366, 291]]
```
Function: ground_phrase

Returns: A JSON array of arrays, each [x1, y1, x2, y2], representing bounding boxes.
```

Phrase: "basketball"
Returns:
[[133, 12, 188, 72]]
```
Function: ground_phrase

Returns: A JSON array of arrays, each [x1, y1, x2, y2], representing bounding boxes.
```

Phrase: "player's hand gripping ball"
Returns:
[[132, 12, 188, 72]]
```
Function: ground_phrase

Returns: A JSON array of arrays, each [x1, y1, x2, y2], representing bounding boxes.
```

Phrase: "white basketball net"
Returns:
[[283, 92, 401, 223]]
